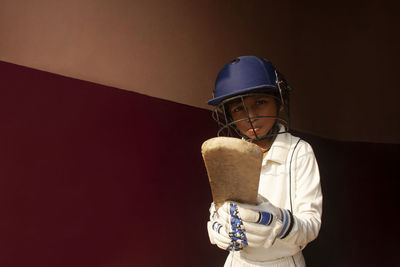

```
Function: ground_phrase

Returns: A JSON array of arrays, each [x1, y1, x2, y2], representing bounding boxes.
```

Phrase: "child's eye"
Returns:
[[231, 105, 243, 113], [256, 99, 268, 105]]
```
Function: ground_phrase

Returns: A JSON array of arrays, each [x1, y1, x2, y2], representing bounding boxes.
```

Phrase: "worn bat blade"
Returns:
[[201, 137, 263, 209]]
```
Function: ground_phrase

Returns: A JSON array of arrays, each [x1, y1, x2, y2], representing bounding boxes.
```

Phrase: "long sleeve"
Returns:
[[281, 141, 322, 248]]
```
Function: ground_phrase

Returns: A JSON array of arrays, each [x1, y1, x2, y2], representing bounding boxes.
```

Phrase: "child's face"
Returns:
[[228, 95, 279, 139]]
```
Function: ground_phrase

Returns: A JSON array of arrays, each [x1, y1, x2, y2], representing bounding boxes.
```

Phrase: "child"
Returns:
[[206, 56, 322, 267]]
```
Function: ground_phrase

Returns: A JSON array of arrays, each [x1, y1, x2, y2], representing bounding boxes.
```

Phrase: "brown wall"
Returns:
[[0, 0, 399, 143]]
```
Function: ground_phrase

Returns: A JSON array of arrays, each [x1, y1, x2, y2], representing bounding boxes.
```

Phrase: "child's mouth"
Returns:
[[247, 127, 261, 135]]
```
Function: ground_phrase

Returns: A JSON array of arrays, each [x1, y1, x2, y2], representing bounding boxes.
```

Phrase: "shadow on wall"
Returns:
[[0, 61, 398, 266], [297, 132, 399, 267]]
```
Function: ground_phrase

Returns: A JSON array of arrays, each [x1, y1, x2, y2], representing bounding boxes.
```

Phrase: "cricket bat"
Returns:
[[201, 137, 263, 210]]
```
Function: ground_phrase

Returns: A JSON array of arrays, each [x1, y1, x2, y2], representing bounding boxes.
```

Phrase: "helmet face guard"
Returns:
[[211, 91, 290, 142], [208, 56, 292, 141]]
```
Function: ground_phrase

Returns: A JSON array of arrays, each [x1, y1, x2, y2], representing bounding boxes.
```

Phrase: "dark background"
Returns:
[[1, 61, 398, 266]]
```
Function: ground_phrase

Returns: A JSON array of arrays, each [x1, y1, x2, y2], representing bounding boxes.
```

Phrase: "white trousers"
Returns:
[[223, 251, 306, 267]]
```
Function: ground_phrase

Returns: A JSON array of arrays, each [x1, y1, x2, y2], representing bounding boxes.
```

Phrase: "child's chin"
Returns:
[[245, 133, 264, 140], [245, 130, 266, 139]]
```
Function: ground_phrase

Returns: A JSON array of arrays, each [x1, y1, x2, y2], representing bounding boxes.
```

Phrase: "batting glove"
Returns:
[[207, 203, 247, 251], [217, 196, 294, 248]]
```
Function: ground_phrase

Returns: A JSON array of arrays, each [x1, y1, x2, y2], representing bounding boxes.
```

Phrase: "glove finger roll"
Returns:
[[207, 221, 232, 249], [243, 231, 267, 247], [241, 221, 274, 236], [210, 219, 231, 238], [217, 202, 260, 223], [235, 205, 261, 223], [215, 229, 239, 250], [216, 205, 230, 224]]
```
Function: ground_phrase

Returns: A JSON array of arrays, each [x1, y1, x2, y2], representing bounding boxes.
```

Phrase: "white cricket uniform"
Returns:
[[224, 129, 323, 267]]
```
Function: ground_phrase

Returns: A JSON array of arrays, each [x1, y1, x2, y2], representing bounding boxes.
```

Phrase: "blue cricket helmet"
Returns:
[[207, 56, 278, 106]]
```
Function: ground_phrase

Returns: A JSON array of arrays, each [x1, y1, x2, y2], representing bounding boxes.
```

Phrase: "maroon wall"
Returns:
[[1, 61, 398, 266], [0, 61, 227, 266]]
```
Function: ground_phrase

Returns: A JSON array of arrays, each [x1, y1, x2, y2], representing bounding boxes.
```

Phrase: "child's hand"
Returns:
[[207, 219, 233, 250], [207, 202, 246, 251], [217, 200, 294, 248]]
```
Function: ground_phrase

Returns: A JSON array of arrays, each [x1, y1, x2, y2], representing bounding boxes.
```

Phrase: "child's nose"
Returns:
[[246, 106, 257, 118]]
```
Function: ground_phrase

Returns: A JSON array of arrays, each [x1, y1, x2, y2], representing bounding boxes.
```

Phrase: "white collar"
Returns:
[[263, 125, 291, 165]]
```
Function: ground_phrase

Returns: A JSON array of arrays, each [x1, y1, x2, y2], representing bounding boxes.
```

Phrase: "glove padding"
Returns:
[[207, 203, 247, 251], [207, 219, 233, 250], [217, 196, 294, 248]]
